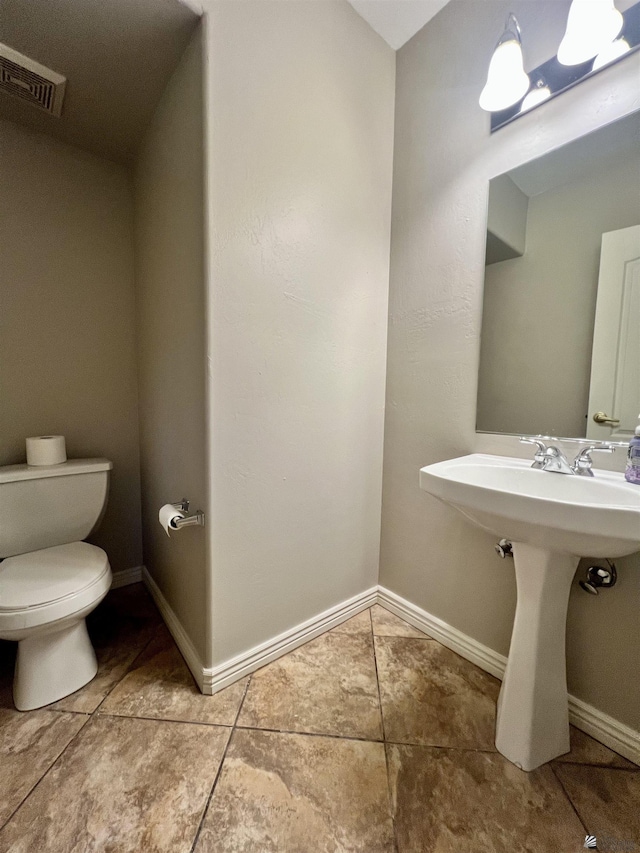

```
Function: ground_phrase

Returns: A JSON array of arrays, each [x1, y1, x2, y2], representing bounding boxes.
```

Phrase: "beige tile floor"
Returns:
[[0, 586, 637, 852]]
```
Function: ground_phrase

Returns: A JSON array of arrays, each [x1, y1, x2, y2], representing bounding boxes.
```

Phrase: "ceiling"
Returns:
[[348, 0, 639, 56], [3, 0, 635, 163], [347, 0, 451, 50], [0, 0, 200, 164]]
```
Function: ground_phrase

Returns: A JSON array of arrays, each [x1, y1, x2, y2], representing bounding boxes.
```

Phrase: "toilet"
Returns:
[[0, 458, 113, 710]]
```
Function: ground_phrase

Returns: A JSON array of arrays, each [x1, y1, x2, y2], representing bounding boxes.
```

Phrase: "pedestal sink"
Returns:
[[419, 453, 640, 771]]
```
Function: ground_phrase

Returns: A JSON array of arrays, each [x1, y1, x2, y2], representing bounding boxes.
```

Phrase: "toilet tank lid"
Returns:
[[0, 458, 112, 484]]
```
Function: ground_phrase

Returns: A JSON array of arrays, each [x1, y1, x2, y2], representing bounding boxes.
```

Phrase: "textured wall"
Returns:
[[0, 119, 142, 573], [382, 0, 640, 730], [134, 24, 208, 661], [204, 0, 395, 665]]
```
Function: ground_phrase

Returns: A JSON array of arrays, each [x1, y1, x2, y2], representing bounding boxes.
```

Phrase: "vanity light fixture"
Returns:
[[483, 0, 640, 131], [557, 0, 623, 66], [479, 14, 530, 112], [592, 36, 631, 69], [520, 79, 551, 111]]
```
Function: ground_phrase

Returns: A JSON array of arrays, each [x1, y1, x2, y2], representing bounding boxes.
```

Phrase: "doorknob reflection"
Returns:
[[592, 411, 620, 426]]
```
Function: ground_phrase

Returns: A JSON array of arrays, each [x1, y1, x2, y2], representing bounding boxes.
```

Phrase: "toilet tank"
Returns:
[[0, 459, 112, 558]]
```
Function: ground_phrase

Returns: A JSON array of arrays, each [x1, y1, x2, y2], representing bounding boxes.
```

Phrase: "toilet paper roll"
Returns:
[[26, 435, 67, 466], [159, 503, 186, 537]]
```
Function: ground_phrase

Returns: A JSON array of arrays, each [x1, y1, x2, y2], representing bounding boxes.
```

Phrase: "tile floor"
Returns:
[[0, 584, 638, 852]]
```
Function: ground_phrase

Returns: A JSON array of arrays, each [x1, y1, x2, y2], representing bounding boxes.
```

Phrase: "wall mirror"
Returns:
[[477, 110, 640, 440]]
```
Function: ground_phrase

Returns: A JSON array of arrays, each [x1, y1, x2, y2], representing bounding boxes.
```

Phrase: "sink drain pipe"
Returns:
[[494, 541, 618, 596], [494, 539, 513, 558], [579, 560, 617, 595]]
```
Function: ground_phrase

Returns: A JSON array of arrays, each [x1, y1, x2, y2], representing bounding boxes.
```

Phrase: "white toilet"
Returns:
[[0, 458, 113, 710]]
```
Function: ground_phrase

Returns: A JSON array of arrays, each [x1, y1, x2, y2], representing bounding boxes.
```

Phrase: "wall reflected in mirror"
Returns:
[[477, 110, 640, 440]]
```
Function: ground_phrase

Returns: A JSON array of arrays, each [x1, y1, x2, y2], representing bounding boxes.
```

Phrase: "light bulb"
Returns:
[[557, 0, 623, 66], [521, 83, 551, 111], [592, 37, 631, 70], [479, 16, 530, 112]]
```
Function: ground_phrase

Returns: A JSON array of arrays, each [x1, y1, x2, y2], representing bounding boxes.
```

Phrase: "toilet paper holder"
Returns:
[[170, 498, 205, 529]]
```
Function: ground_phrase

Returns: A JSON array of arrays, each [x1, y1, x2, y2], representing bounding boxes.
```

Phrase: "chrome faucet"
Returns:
[[571, 444, 613, 476], [542, 445, 575, 474], [519, 437, 613, 475], [519, 437, 547, 468], [520, 438, 573, 473]]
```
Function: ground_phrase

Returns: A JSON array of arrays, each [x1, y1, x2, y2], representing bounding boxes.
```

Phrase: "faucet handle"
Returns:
[[519, 436, 548, 468], [572, 443, 613, 476], [519, 437, 548, 452]]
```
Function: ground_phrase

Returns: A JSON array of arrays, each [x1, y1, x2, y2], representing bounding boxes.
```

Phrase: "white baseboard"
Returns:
[[377, 585, 640, 766], [110, 566, 143, 589], [568, 694, 640, 766], [202, 586, 378, 695], [134, 567, 639, 765], [377, 585, 508, 680], [141, 568, 376, 696], [141, 567, 207, 692]]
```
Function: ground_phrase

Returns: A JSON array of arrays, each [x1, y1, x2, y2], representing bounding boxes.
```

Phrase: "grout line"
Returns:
[[231, 725, 502, 756], [383, 739, 499, 754], [233, 673, 252, 728], [97, 711, 233, 729], [383, 742, 399, 853], [371, 635, 387, 743], [550, 763, 589, 835], [234, 723, 384, 744], [187, 731, 234, 853], [0, 603, 164, 832], [553, 759, 639, 772], [372, 645, 386, 748], [0, 710, 91, 833], [188, 675, 252, 853], [91, 626, 161, 716], [372, 628, 437, 641], [371, 627, 399, 853], [40, 708, 90, 718]]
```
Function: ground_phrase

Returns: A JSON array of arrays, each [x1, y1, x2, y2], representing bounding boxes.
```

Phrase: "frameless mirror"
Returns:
[[477, 110, 640, 440]]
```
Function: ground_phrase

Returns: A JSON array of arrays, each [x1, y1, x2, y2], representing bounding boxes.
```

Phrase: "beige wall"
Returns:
[[382, 0, 640, 730], [478, 154, 640, 437], [485, 174, 528, 261], [0, 119, 142, 573], [204, 0, 395, 665], [134, 24, 208, 661]]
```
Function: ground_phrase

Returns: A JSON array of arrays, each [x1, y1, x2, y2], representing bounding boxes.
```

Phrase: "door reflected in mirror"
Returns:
[[477, 110, 640, 439]]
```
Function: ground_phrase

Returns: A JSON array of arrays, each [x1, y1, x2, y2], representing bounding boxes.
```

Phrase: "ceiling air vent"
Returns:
[[0, 43, 66, 117]]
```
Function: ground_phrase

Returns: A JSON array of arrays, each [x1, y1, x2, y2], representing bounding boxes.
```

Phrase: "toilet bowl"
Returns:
[[0, 458, 113, 710], [0, 542, 112, 709]]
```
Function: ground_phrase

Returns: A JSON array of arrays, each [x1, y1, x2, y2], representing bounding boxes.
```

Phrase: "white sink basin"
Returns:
[[420, 454, 640, 558], [419, 452, 640, 772]]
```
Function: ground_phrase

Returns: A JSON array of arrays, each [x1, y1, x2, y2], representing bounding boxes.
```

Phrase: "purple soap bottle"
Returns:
[[625, 414, 640, 485]]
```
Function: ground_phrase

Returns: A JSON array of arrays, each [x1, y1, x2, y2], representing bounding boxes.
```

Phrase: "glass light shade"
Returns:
[[521, 84, 551, 111], [592, 37, 631, 70], [557, 0, 623, 66], [479, 39, 530, 112]]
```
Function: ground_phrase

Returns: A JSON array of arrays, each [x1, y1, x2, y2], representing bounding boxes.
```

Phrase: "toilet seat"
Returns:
[[0, 542, 111, 633]]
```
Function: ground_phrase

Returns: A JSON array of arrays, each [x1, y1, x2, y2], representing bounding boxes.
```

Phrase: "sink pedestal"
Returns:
[[420, 453, 640, 770], [495, 542, 579, 771]]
